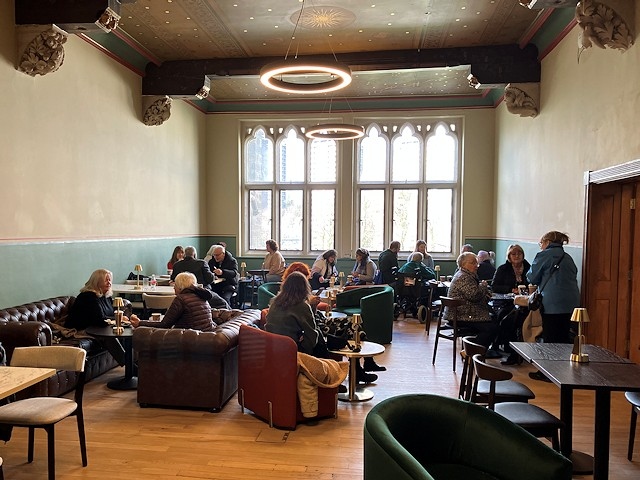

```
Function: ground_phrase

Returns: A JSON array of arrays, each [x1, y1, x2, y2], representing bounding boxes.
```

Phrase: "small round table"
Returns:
[[86, 325, 137, 390], [330, 340, 385, 402]]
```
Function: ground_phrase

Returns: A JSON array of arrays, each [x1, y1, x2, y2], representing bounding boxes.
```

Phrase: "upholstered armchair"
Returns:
[[257, 282, 281, 309], [364, 394, 572, 480], [334, 286, 394, 344], [238, 324, 339, 430]]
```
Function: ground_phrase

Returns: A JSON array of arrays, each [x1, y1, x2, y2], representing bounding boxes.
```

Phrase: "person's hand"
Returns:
[[319, 276, 325, 283], [129, 314, 140, 328], [352, 272, 359, 278], [215, 268, 223, 276]]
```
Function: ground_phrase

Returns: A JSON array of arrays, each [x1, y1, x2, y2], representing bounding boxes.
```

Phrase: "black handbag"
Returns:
[[528, 253, 566, 312], [528, 290, 543, 311]]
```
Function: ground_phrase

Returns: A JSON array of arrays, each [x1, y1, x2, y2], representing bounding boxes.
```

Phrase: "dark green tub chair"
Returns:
[[364, 394, 572, 480]]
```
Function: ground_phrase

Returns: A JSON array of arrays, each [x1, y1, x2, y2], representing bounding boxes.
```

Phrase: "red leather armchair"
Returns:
[[238, 325, 339, 429]]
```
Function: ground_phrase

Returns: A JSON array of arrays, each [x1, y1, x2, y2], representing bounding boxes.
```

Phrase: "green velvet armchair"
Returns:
[[334, 285, 394, 344], [257, 282, 281, 309], [364, 394, 572, 480]]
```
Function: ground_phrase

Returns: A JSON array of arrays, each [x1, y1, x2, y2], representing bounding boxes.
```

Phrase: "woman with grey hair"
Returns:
[[131, 272, 216, 331], [443, 252, 498, 354]]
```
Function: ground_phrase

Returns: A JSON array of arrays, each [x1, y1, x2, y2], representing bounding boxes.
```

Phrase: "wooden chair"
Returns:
[[432, 296, 473, 371], [142, 293, 175, 319], [472, 354, 563, 451], [459, 336, 534, 404], [626, 391, 640, 460], [0, 346, 87, 480]]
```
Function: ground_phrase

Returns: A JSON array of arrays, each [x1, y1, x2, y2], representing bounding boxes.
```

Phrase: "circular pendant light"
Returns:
[[305, 123, 365, 140], [260, 59, 352, 94]]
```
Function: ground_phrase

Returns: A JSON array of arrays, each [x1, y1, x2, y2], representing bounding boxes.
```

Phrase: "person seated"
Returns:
[[310, 249, 338, 290], [130, 272, 217, 331], [444, 252, 499, 356], [203, 241, 226, 263], [492, 244, 531, 294], [399, 252, 436, 281], [378, 240, 401, 287], [264, 239, 286, 282], [170, 246, 214, 288], [208, 244, 239, 305], [349, 248, 377, 285], [65, 268, 126, 365], [167, 245, 184, 272], [408, 239, 434, 269], [477, 250, 496, 281], [266, 272, 377, 384]]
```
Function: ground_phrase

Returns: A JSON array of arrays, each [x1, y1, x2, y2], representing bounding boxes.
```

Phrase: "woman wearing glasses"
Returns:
[[492, 244, 530, 364]]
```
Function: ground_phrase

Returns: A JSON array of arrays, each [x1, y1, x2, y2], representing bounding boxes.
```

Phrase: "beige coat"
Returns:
[[296, 353, 348, 418]]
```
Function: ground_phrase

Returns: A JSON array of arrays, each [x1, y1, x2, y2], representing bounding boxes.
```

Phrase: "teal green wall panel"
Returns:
[[1, 237, 202, 309]]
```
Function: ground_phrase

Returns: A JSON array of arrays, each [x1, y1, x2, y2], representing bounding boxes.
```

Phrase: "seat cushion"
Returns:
[[494, 402, 563, 429], [0, 397, 77, 425], [426, 463, 500, 480], [477, 379, 535, 401]]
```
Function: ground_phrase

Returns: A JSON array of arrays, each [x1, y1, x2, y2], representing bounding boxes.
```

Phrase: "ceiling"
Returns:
[[15, 0, 578, 112]]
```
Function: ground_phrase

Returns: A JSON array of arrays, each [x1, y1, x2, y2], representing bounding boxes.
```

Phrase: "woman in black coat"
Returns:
[[491, 245, 531, 365]]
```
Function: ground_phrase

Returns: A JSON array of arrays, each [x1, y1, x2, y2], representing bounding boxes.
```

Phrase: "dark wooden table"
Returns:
[[86, 325, 137, 390], [510, 342, 640, 480]]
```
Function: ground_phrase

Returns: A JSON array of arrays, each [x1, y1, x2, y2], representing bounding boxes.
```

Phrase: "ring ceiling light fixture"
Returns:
[[305, 123, 365, 140], [259, 59, 352, 95]]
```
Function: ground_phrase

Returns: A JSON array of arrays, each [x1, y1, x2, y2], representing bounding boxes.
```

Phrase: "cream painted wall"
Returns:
[[205, 109, 496, 257], [0, 0, 206, 241], [495, 16, 640, 246]]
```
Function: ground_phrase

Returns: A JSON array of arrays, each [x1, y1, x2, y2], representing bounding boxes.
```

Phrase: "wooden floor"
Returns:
[[2, 317, 640, 479]]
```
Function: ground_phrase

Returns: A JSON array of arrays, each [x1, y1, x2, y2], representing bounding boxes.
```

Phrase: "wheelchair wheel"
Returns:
[[417, 305, 428, 324]]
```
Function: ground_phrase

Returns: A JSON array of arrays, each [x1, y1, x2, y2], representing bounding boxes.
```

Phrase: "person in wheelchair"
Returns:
[[396, 252, 437, 320]]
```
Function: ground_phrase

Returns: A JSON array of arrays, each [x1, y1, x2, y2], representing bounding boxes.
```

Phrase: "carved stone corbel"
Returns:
[[95, 7, 121, 33], [504, 83, 540, 118], [142, 96, 172, 126], [576, 0, 635, 53], [16, 25, 67, 77]]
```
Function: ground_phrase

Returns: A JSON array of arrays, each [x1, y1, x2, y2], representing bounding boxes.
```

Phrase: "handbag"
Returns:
[[527, 253, 566, 312], [522, 309, 543, 342]]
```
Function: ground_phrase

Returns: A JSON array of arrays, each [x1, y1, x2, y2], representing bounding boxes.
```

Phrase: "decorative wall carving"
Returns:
[[576, 0, 635, 53], [504, 83, 540, 118], [142, 96, 172, 126], [95, 7, 121, 33], [16, 25, 67, 77]]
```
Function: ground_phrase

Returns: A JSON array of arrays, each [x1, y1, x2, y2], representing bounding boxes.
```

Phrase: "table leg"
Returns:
[[106, 336, 138, 390], [561, 385, 594, 474], [593, 390, 611, 480], [338, 357, 374, 402]]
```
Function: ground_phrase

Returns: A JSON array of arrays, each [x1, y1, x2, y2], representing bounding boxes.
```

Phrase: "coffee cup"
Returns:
[[518, 285, 527, 295], [439, 276, 445, 282], [151, 313, 161, 321]]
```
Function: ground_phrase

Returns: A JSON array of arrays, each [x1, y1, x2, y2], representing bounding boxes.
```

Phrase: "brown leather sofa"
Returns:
[[132, 308, 262, 412], [0, 296, 121, 397]]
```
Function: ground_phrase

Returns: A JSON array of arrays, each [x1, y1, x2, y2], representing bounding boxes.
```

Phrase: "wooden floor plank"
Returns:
[[1, 316, 639, 479]]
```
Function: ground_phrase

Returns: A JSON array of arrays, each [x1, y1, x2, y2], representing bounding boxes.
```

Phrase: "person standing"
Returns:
[[408, 240, 434, 269], [264, 239, 286, 282], [378, 241, 401, 286], [527, 231, 580, 381]]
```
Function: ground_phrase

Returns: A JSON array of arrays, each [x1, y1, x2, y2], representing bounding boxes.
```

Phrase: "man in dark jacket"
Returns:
[[378, 240, 401, 286], [208, 245, 239, 305], [170, 246, 214, 287]]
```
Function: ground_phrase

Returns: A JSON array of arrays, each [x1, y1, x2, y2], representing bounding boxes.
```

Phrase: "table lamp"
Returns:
[[133, 264, 143, 290], [112, 297, 125, 334], [338, 271, 345, 287], [240, 262, 246, 278], [351, 313, 363, 351], [570, 307, 590, 363]]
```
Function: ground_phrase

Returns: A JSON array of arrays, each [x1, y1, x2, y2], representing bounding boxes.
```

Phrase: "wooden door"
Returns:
[[584, 180, 639, 360]]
